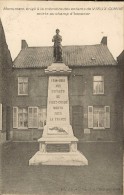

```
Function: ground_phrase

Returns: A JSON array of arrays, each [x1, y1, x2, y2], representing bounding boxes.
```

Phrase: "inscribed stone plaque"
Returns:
[[84, 129, 90, 134], [47, 76, 70, 135]]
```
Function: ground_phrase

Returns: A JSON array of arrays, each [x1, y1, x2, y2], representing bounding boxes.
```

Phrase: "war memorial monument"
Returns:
[[29, 29, 88, 166]]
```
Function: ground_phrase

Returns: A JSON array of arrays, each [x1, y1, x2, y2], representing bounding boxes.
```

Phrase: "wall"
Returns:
[[0, 20, 12, 142], [69, 66, 122, 141], [117, 52, 124, 141], [11, 65, 122, 141], [11, 69, 47, 141]]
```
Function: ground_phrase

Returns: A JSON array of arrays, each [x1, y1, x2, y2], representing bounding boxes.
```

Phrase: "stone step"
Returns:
[[29, 151, 88, 166]]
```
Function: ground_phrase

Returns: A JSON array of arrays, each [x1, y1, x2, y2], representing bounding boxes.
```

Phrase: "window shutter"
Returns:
[[105, 106, 110, 128], [88, 106, 93, 128], [33, 107, 38, 128], [28, 107, 33, 128], [0, 104, 2, 130], [13, 107, 18, 128]]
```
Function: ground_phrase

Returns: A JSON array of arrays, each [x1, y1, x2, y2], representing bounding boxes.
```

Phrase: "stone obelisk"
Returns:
[[29, 29, 88, 166]]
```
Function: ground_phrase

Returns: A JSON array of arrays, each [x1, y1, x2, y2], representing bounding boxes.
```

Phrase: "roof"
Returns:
[[13, 44, 117, 68], [0, 19, 12, 68], [117, 50, 124, 63]]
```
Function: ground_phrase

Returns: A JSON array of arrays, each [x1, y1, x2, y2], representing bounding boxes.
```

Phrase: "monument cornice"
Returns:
[[45, 62, 72, 75]]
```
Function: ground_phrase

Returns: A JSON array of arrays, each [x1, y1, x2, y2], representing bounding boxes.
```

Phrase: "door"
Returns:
[[72, 106, 83, 139]]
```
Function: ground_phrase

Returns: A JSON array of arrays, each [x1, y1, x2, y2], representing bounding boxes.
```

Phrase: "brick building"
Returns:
[[10, 36, 122, 142], [117, 50, 124, 141], [0, 19, 12, 143]]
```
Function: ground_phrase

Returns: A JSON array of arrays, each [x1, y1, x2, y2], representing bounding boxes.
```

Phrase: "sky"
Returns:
[[0, 1, 124, 60]]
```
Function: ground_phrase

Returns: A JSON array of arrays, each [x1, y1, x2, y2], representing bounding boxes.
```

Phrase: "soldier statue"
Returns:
[[52, 29, 63, 62]]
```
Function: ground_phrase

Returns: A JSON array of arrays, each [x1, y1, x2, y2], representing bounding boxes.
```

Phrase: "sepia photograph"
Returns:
[[0, 1, 123, 195]]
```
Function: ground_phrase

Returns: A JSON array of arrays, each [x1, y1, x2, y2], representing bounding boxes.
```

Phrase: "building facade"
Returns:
[[10, 37, 122, 142], [117, 50, 124, 141], [0, 20, 12, 143]]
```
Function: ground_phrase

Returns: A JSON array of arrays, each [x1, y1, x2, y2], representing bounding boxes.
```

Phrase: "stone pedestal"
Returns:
[[29, 63, 88, 166]]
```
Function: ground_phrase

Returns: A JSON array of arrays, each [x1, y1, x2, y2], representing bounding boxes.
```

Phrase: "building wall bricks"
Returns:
[[11, 65, 122, 141]]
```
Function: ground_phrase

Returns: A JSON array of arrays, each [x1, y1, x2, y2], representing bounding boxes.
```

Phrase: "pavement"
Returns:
[[118, 151, 124, 195], [1, 142, 122, 194]]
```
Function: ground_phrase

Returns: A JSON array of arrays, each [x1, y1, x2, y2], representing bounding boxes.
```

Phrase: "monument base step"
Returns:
[[29, 151, 88, 166]]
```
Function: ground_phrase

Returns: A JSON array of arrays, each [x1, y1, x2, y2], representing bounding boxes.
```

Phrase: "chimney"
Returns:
[[101, 36, 107, 45], [21, 40, 28, 49]]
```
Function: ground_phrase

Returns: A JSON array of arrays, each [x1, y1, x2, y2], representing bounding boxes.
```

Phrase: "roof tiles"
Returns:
[[13, 44, 117, 68]]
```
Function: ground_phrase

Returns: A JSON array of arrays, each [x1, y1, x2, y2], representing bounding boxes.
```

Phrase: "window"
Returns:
[[18, 108, 28, 128], [13, 106, 47, 129], [93, 76, 104, 94], [18, 77, 28, 95], [88, 106, 110, 129], [93, 107, 105, 128], [28, 107, 38, 128], [38, 108, 47, 128]]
